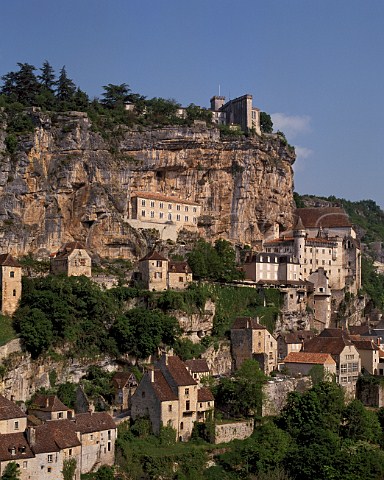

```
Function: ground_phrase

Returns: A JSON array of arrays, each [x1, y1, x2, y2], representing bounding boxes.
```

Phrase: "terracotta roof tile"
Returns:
[[166, 356, 197, 386], [31, 420, 80, 454], [319, 328, 351, 340], [112, 371, 138, 389], [152, 370, 178, 402], [30, 395, 69, 412], [139, 251, 168, 262], [352, 340, 378, 351], [232, 317, 267, 331], [53, 241, 88, 259], [0, 432, 34, 461], [0, 253, 21, 268], [0, 395, 27, 421], [197, 387, 214, 402], [284, 352, 336, 365], [282, 331, 316, 344], [132, 191, 200, 206], [303, 337, 352, 356], [168, 261, 192, 274], [295, 207, 351, 228], [73, 412, 116, 434], [185, 359, 209, 373]]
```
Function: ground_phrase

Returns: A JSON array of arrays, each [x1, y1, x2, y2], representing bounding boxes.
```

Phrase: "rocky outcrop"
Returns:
[[0, 111, 295, 259], [202, 340, 232, 376], [176, 299, 215, 342]]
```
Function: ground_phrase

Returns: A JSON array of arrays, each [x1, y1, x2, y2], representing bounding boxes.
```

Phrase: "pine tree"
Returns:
[[38, 60, 55, 91], [56, 66, 76, 102]]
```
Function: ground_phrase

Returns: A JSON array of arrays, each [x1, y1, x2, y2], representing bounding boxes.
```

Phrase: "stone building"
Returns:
[[112, 371, 138, 411], [303, 334, 360, 389], [50, 242, 92, 277], [243, 252, 300, 283], [185, 359, 210, 386], [277, 330, 315, 361], [283, 351, 337, 377], [28, 394, 73, 422], [0, 395, 117, 478], [138, 251, 193, 291], [231, 317, 278, 375], [307, 267, 332, 330], [210, 94, 261, 134], [0, 253, 22, 316], [264, 207, 361, 294], [350, 339, 379, 375], [131, 354, 214, 441], [128, 191, 201, 241]]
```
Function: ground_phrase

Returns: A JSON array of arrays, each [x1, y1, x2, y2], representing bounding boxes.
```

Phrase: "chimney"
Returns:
[[27, 427, 36, 447], [149, 368, 155, 383]]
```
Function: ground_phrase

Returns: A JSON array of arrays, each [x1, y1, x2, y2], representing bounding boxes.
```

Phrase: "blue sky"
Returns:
[[1, 0, 383, 207]]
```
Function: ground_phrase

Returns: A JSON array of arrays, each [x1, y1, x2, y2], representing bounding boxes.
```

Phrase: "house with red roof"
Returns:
[[283, 351, 336, 377], [131, 354, 214, 441]]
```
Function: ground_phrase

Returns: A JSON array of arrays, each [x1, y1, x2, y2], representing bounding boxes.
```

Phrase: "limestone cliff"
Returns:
[[0, 110, 295, 259]]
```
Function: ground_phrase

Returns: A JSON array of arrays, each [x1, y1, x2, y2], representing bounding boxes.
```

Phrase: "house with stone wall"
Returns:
[[28, 394, 73, 422], [231, 317, 278, 374], [138, 251, 192, 291], [131, 354, 214, 442], [210, 94, 261, 134], [0, 253, 22, 317], [283, 351, 336, 377], [0, 394, 117, 478], [50, 242, 92, 277]]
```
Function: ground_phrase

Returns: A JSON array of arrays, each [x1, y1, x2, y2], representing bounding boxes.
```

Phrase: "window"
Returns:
[[69, 448, 72, 456], [156, 260, 162, 267], [48, 454, 53, 463], [23, 461, 28, 469], [142, 391, 145, 398], [141, 210, 146, 217], [185, 388, 189, 395], [176, 214, 180, 221], [57, 412, 63, 419], [322, 249, 325, 254], [179, 276, 184, 282], [193, 217, 197, 223], [168, 213, 172, 220], [185, 206, 189, 212], [177, 205, 181, 211], [150, 211, 155, 218], [160, 202, 164, 209], [346, 354, 354, 360], [193, 207, 197, 213], [200, 402, 202, 408], [186, 400, 190, 411], [168, 204, 172, 210], [150, 201, 155, 208], [14, 421, 19, 430], [180, 422, 184, 430], [90, 434, 94, 440], [48, 467, 52, 473], [160, 212, 164, 219], [168, 404, 172, 412], [108, 441, 111, 452], [340, 364, 347, 373], [108, 430, 111, 440], [10, 271, 14, 278], [155, 272, 162, 279], [340, 376, 348, 383], [185, 216, 189, 222], [141, 199, 146, 206]]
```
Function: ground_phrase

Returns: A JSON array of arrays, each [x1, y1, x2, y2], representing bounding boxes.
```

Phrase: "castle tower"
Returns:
[[293, 216, 306, 261], [210, 96, 226, 111], [0, 254, 22, 316]]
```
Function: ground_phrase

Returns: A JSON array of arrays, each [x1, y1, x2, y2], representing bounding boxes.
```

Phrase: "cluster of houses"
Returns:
[[0, 394, 116, 479]]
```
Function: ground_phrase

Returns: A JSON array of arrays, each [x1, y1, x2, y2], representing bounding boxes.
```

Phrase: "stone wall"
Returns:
[[214, 419, 254, 444], [0, 338, 22, 361], [0, 112, 295, 259], [202, 340, 232, 376], [262, 377, 312, 416]]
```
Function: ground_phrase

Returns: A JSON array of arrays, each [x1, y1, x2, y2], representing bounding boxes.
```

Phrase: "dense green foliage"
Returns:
[[260, 111, 273, 133], [0, 314, 17, 346], [361, 256, 384, 309], [1, 462, 20, 480], [187, 239, 244, 282], [214, 359, 266, 418]]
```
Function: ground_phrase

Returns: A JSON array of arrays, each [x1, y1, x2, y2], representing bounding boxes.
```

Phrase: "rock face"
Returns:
[[0, 111, 295, 259]]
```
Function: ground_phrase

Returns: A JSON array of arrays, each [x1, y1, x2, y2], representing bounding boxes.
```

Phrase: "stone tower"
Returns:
[[293, 216, 306, 260], [0, 254, 22, 316]]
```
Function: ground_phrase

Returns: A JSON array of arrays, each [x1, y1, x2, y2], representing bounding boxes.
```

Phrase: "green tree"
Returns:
[[57, 382, 77, 409], [111, 308, 180, 359], [341, 399, 381, 442], [16, 307, 53, 357], [62, 458, 76, 480], [38, 60, 55, 91], [56, 66, 76, 102], [1, 63, 41, 105], [101, 83, 131, 109], [215, 359, 266, 417], [260, 112, 273, 133], [1, 462, 20, 480]]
